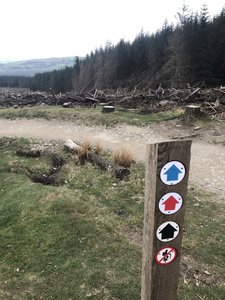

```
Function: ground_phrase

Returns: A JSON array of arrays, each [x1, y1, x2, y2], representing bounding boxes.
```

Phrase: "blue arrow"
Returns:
[[164, 164, 182, 181]]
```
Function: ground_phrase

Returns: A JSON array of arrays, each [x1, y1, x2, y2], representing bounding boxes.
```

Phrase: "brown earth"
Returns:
[[0, 118, 224, 201]]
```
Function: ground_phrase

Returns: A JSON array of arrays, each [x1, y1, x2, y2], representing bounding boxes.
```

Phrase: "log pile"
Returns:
[[0, 86, 225, 118], [116, 86, 225, 112], [0, 88, 101, 108]]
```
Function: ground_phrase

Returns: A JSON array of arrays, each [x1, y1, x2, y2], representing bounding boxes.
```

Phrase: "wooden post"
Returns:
[[141, 140, 192, 300]]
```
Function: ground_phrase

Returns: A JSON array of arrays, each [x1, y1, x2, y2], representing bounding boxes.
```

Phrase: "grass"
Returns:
[[184, 190, 225, 270], [0, 106, 184, 127], [178, 188, 225, 300], [0, 137, 224, 299], [0, 137, 144, 300]]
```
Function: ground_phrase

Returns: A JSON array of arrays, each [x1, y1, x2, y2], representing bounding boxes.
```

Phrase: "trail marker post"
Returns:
[[141, 140, 192, 300]]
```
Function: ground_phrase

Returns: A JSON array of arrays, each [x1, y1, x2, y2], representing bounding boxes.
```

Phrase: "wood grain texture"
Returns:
[[141, 143, 158, 300], [141, 140, 192, 300]]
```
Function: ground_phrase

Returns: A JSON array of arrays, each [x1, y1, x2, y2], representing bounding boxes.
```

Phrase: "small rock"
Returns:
[[204, 270, 210, 275]]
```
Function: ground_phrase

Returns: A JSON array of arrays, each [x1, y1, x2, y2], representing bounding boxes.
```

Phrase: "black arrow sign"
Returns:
[[159, 223, 178, 240]]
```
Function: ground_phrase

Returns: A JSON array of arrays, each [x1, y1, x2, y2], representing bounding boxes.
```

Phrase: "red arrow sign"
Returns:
[[158, 192, 183, 215], [162, 195, 179, 211]]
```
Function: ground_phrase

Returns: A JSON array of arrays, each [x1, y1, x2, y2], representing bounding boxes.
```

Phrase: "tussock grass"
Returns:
[[112, 147, 134, 168], [77, 139, 90, 161], [94, 141, 103, 155]]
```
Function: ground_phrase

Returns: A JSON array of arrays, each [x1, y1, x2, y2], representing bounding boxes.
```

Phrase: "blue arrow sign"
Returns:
[[164, 164, 182, 181], [160, 161, 186, 185]]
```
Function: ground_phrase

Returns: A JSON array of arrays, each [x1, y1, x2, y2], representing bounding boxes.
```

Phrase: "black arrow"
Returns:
[[159, 223, 178, 240]]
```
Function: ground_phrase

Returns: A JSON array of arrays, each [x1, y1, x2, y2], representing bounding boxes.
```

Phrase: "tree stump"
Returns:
[[63, 102, 72, 108], [102, 106, 115, 113], [183, 105, 201, 123]]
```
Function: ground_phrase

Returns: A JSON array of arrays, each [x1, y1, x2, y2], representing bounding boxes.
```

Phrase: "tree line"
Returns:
[[1, 5, 225, 92]]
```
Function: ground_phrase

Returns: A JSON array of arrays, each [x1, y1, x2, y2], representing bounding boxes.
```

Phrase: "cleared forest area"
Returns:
[[0, 87, 225, 123]]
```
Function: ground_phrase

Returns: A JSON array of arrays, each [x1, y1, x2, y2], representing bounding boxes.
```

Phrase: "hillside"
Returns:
[[0, 57, 75, 76]]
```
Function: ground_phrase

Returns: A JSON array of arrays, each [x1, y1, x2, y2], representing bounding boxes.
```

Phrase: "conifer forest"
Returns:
[[1, 5, 225, 92]]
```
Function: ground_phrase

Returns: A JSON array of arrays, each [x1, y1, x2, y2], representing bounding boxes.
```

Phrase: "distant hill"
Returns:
[[0, 57, 75, 76]]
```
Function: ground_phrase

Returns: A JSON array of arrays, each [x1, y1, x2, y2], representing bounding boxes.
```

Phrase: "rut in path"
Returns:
[[0, 118, 224, 201]]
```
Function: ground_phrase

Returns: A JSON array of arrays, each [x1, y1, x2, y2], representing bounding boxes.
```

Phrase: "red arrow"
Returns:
[[162, 195, 179, 211]]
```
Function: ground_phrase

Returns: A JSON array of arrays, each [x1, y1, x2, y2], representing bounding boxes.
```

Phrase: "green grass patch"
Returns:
[[0, 138, 144, 299], [183, 114, 214, 129], [177, 188, 225, 300], [0, 137, 224, 299], [0, 106, 183, 126], [183, 189, 225, 276]]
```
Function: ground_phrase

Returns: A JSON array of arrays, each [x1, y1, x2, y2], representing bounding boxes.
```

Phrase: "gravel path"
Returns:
[[0, 118, 224, 201]]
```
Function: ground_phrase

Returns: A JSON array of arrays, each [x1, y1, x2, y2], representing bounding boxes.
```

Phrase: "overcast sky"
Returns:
[[0, 0, 224, 61]]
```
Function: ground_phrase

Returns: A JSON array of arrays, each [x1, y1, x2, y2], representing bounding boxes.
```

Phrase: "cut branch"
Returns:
[[183, 88, 201, 102]]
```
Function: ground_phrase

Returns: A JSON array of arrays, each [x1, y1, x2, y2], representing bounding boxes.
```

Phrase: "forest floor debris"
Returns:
[[0, 87, 225, 119]]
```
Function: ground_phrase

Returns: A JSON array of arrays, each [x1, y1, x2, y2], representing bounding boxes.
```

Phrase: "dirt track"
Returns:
[[0, 118, 224, 200]]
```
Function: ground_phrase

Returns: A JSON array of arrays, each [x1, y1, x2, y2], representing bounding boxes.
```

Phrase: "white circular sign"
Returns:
[[155, 246, 177, 266], [158, 192, 183, 215], [160, 161, 186, 185], [156, 221, 180, 242]]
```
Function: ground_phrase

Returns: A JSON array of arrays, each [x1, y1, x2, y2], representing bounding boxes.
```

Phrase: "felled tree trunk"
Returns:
[[64, 139, 130, 180], [64, 139, 82, 152], [87, 151, 130, 180]]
